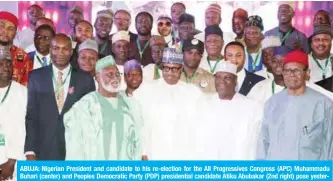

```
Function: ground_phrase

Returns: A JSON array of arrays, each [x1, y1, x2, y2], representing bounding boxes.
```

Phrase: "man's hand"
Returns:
[[26, 155, 36, 161], [0, 159, 15, 180]]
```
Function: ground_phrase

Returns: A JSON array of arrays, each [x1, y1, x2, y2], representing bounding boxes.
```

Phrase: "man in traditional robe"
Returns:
[[264, 4, 309, 53], [308, 24, 332, 83], [143, 35, 165, 81], [224, 41, 265, 96], [180, 38, 215, 93], [124, 59, 142, 97], [194, 61, 262, 160], [64, 56, 143, 160], [256, 50, 333, 160], [0, 46, 26, 181], [134, 48, 202, 160]]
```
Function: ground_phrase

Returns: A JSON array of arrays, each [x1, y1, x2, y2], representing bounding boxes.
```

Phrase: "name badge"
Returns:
[[200, 80, 208, 88]]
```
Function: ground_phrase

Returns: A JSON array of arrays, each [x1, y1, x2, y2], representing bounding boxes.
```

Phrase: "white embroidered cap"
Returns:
[[215, 61, 237, 75], [112, 30, 130, 43]]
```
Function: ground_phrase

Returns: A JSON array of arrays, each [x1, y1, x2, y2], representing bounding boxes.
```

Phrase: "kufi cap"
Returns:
[[0, 46, 11, 60], [112, 30, 130, 43], [246, 15, 264, 31], [183, 38, 204, 54], [95, 55, 116, 72], [273, 46, 293, 56], [309, 24, 332, 41], [70, 6, 83, 14], [233, 8, 248, 20], [205, 24, 223, 38], [79, 39, 98, 53], [215, 61, 237, 75], [262, 36, 281, 49], [124, 59, 142, 74], [150, 35, 166, 47], [0, 11, 18, 27], [205, 3, 221, 15], [157, 14, 172, 23], [97, 9, 113, 20], [162, 48, 183, 65], [179, 13, 195, 25], [284, 50, 308, 67]]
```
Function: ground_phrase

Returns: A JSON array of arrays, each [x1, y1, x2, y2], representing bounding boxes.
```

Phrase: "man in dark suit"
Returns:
[[316, 76, 333, 92], [27, 24, 55, 70], [25, 33, 95, 160], [224, 41, 265, 96]]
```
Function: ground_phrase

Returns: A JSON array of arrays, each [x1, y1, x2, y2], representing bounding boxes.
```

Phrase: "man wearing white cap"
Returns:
[[194, 61, 262, 160], [64, 55, 143, 160], [134, 48, 202, 160], [94, 9, 113, 57], [77, 39, 99, 88], [112, 30, 132, 91], [0, 46, 26, 180], [255, 36, 281, 79]]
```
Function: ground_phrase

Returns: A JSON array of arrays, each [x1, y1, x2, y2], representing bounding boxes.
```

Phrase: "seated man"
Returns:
[[64, 55, 143, 160]]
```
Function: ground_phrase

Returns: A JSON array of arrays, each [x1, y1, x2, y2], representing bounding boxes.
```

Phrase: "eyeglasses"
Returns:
[[158, 22, 171, 27], [162, 66, 182, 73], [282, 68, 307, 75]]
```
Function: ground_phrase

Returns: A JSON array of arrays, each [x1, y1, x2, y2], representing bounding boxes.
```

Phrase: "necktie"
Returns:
[[55, 71, 64, 113], [42, 57, 48, 66]]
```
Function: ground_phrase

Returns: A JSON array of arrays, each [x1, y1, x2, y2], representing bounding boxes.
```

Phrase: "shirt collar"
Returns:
[[52, 64, 71, 77], [36, 51, 51, 60]]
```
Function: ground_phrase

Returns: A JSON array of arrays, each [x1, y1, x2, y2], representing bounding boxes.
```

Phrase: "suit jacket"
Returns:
[[316, 76, 333, 92], [239, 69, 265, 96], [24, 65, 95, 160], [69, 44, 80, 70], [27, 51, 35, 64]]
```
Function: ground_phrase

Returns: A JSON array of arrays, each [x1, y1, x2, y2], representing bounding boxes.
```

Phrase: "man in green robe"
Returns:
[[64, 55, 143, 160]]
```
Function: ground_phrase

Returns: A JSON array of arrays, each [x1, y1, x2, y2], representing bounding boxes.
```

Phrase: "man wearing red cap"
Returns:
[[0, 11, 33, 86], [232, 8, 248, 46], [257, 50, 333, 160]]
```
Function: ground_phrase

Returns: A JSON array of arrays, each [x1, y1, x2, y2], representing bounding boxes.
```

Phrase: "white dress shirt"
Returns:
[[236, 68, 246, 92], [33, 52, 51, 70], [308, 53, 332, 83]]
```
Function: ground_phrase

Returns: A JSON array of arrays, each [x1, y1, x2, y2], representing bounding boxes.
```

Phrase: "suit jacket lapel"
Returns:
[[61, 68, 78, 115], [44, 65, 60, 114]]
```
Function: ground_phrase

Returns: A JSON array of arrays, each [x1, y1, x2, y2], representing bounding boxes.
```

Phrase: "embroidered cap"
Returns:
[[262, 36, 281, 49], [215, 61, 237, 75], [95, 55, 116, 72], [79, 39, 98, 53], [183, 38, 204, 54], [273, 46, 293, 56], [124, 59, 142, 74], [246, 15, 264, 31], [112, 30, 130, 43], [162, 48, 183, 65], [284, 50, 308, 67]]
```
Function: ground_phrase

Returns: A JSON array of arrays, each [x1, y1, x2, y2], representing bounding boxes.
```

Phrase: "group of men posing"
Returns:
[[0, 2, 333, 180]]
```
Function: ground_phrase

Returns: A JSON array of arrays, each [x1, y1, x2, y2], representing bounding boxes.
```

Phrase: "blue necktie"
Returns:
[[42, 57, 48, 66]]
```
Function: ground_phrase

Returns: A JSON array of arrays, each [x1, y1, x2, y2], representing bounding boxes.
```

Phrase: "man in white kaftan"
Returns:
[[194, 61, 262, 160], [0, 46, 26, 181], [134, 48, 202, 160], [64, 56, 143, 160]]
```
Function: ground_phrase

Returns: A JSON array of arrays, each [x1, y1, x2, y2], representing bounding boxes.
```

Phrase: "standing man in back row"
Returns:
[[256, 50, 333, 160]]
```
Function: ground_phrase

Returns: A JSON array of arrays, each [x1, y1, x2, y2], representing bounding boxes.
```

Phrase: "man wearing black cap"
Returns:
[[199, 25, 224, 74], [180, 38, 215, 93], [172, 13, 196, 51], [129, 12, 153, 66], [308, 24, 333, 83]]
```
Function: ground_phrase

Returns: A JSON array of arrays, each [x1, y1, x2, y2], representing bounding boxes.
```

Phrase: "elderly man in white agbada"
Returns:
[[194, 61, 262, 160], [134, 48, 202, 160], [64, 55, 143, 160], [0, 46, 26, 180]]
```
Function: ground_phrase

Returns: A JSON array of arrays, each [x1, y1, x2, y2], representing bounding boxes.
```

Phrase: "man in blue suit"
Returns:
[[25, 33, 95, 160]]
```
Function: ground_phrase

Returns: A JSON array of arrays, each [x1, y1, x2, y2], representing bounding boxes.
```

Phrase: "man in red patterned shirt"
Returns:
[[0, 11, 32, 86]]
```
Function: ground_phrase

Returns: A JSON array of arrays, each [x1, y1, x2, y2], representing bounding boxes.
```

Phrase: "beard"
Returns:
[[101, 77, 122, 93], [0, 40, 10, 46], [138, 30, 151, 36]]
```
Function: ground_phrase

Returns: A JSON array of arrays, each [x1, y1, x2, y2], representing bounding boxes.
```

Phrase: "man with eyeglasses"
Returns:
[[134, 48, 202, 160], [194, 61, 262, 160], [256, 50, 333, 160], [27, 25, 55, 70], [244, 15, 264, 74], [308, 24, 332, 83], [111, 10, 137, 43], [156, 15, 174, 47], [64, 56, 143, 160], [143, 35, 166, 81]]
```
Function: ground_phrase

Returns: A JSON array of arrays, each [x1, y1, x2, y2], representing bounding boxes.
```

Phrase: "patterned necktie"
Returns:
[[55, 71, 64, 113], [42, 57, 48, 66]]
